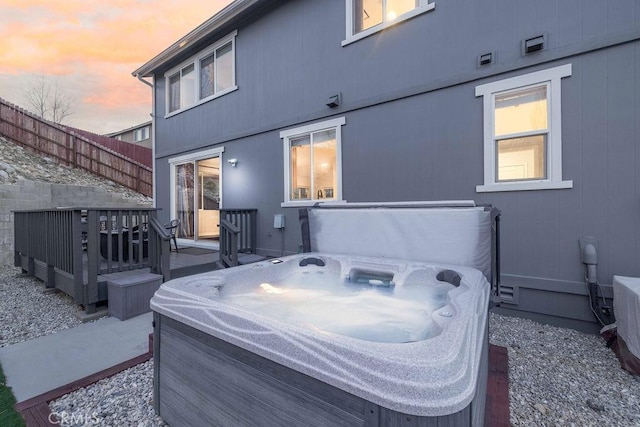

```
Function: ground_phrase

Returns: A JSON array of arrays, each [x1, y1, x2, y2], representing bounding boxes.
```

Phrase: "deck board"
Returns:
[[485, 344, 510, 426]]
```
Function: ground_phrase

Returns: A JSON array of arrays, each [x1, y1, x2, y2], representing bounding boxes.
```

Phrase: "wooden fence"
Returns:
[[0, 97, 152, 197]]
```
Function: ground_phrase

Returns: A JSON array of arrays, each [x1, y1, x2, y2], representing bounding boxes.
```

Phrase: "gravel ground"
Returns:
[[0, 266, 83, 348], [1, 267, 639, 426], [490, 313, 640, 426], [49, 360, 166, 427]]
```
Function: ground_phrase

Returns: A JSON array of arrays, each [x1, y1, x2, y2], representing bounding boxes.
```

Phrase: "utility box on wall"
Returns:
[[274, 214, 285, 229]]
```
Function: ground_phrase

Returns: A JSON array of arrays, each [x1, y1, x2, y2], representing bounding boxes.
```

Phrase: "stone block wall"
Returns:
[[0, 179, 151, 265]]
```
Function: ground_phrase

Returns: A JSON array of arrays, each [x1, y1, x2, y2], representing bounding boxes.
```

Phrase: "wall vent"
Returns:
[[522, 34, 546, 55], [499, 284, 519, 305], [477, 52, 494, 67]]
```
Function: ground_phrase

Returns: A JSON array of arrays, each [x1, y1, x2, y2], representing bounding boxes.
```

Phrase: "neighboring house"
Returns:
[[133, 0, 640, 330], [106, 121, 153, 149]]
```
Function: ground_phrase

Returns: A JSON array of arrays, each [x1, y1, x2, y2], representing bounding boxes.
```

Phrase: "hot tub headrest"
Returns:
[[300, 204, 499, 281]]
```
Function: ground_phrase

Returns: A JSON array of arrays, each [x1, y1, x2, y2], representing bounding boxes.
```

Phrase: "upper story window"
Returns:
[[344, 0, 435, 46], [134, 126, 150, 142], [475, 64, 573, 192], [280, 117, 346, 207], [165, 31, 237, 117]]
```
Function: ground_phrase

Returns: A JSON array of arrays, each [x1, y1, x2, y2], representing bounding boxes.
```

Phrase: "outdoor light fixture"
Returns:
[[227, 158, 238, 167]]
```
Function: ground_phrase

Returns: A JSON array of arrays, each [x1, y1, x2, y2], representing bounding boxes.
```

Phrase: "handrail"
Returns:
[[220, 218, 240, 234], [220, 209, 257, 254], [149, 217, 172, 240], [220, 218, 240, 267], [148, 217, 172, 282]]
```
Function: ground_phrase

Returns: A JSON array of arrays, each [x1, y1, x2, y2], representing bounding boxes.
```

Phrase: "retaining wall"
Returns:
[[0, 179, 151, 265]]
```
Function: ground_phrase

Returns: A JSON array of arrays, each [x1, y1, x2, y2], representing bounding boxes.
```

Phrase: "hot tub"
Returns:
[[151, 253, 489, 425], [151, 203, 499, 426]]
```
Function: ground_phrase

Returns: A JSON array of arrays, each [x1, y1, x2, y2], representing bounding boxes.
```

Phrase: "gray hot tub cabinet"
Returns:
[[153, 312, 489, 426], [152, 203, 498, 426]]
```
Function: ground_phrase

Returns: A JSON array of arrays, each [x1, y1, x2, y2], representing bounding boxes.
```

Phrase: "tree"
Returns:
[[23, 74, 73, 124]]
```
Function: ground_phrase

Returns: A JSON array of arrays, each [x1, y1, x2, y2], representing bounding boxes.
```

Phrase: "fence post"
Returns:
[[70, 133, 76, 167]]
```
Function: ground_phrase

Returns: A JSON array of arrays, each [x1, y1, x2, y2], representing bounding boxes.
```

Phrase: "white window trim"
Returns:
[[475, 64, 573, 193], [343, 0, 435, 46], [164, 30, 238, 118], [280, 117, 346, 208]]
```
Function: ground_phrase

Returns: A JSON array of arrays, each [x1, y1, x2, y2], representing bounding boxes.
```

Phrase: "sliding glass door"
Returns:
[[174, 156, 220, 243], [196, 158, 220, 240]]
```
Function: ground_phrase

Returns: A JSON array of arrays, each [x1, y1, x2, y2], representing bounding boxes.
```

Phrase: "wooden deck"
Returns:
[[17, 343, 509, 426], [91, 246, 220, 287], [167, 246, 220, 278]]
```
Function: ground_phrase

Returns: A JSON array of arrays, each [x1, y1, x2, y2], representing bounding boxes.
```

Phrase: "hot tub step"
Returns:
[[107, 272, 163, 320]]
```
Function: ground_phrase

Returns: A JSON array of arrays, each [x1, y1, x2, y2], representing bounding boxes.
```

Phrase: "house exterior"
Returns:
[[134, 0, 640, 331], [106, 121, 153, 149]]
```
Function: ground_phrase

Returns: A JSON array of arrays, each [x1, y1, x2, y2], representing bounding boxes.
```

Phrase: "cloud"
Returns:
[[0, 0, 232, 133]]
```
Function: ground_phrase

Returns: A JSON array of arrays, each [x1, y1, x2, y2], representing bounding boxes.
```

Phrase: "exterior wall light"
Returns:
[[227, 158, 238, 167]]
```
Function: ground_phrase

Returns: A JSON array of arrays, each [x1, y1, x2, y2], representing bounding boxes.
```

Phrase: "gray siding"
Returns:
[[152, 0, 640, 328]]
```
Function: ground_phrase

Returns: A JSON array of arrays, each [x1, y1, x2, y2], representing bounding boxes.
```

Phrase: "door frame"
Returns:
[[168, 146, 225, 248]]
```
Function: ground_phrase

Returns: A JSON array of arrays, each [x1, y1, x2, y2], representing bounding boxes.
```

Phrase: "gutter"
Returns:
[[132, 0, 259, 78], [135, 74, 157, 207]]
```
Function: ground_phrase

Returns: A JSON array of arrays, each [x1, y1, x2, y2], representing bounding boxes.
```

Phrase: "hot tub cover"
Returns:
[[305, 205, 494, 280]]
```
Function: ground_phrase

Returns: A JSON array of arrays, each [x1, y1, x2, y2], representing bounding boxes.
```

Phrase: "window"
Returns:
[[165, 31, 237, 116], [344, 0, 435, 46], [280, 117, 346, 206], [475, 64, 573, 192], [134, 126, 150, 142]]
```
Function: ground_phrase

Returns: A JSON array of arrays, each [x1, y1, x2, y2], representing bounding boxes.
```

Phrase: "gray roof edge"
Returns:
[[132, 0, 259, 78], [105, 120, 153, 137]]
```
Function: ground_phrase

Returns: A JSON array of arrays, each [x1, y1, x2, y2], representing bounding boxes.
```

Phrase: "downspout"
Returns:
[[136, 74, 156, 208]]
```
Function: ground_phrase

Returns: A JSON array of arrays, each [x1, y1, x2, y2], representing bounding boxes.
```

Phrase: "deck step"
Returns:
[[238, 253, 267, 265], [107, 273, 163, 320]]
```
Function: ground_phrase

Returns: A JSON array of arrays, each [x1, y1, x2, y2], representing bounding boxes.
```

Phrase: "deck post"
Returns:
[[72, 210, 85, 305], [86, 210, 100, 312], [27, 257, 35, 276], [153, 312, 161, 414], [46, 265, 55, 289]]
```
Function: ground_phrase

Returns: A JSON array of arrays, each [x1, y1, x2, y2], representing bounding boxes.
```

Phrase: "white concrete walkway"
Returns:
[[0, 312, 152, 402]]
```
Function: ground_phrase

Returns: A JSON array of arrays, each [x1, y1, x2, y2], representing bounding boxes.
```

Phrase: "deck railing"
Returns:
[[219, 209, 257, 267], [14, 207, 170, 313]]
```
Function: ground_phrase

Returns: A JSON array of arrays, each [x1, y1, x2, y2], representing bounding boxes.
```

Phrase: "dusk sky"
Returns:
[[0, 0, 232, 134]]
